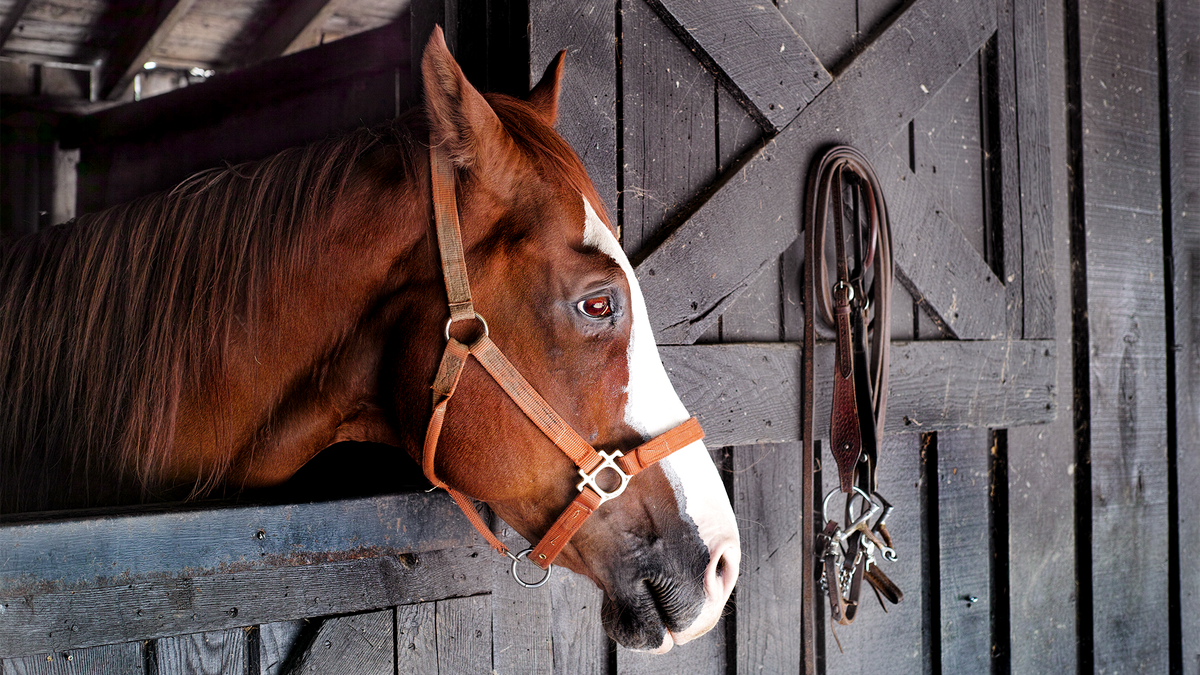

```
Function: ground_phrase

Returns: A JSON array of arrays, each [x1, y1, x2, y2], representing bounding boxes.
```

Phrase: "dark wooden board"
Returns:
[[0, 642, 144, 675], [1078, 0, 1170, 670], [617, 618, 726, 675], [621, 0, 717, 254], [642, 0, 830, 131], [285, 610, 394, 675], [1005, 1, 1078, 670], [490, 525, 552, 675], [823, 433, 926, 675], [0, 547, 491, 657], [634, 0, 997, 344], [395, 602, 439, 675], [528, 0, 619, 218], [660, 339, 1056, 447], [934, 429, 992, 671], [732, 442, 801, 673], [154, 629, 247, 675], [259, 620, 307, 675], [1166, 0, 1200, 665], [434, 594, 492, 674], [547, 569, 607, 675], [0, 492, 476, 596], [774, 0, 856, 75]]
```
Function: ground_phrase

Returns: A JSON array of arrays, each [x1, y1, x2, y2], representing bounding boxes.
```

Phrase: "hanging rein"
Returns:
[[421, 145, 704, 588], [800, 146, 902, 658]]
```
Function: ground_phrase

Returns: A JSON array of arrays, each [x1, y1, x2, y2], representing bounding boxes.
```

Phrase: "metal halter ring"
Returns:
[[832, 280, 855, 303], [509, 548, 553, 589], [444, 312, 489, 342]]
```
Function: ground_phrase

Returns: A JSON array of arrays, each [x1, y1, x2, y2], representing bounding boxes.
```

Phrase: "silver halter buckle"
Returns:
[[576, 449, 632, 506]]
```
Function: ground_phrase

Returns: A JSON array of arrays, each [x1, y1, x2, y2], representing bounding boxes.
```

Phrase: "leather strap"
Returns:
[[802, 146, 895, 665], [422, 145, 705, 571]]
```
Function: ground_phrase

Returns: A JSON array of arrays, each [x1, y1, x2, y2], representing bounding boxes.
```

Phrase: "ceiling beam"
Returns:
[[0, 0, 35, 49], [99, 0, 199, 101], [238, 0, 349, 67]]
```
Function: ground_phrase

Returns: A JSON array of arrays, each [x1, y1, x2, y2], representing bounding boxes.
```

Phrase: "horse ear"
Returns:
[[422, 26, 505, 168], [527, 50, 566, 126]]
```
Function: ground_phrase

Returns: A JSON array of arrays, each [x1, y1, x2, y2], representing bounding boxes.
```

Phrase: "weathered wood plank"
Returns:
[[621, 0, 717, 254], [617, 618, 725, 675], [0, 0, 34, 48], [285, 610, 394, 675], [155, 629, 246, 675], [239, 0, 350, 65], [643, 0, 831, 131], [99, 0, 200, 101], [547, 569, 606, 675], [935, 429, 992, 671], [733, 442, 801, 673], [1077, 0, 1170, 671], [0, 492, 477, 596], [529, 0, 619, 226], [435, 595, 492, 674], [0, 547, 491, 657], [395, 602, 439, 675], [660, 339, 1055, 447], [877, 148, 1007, 340], [774, 0, 856, 74], [259, 620, 307, 675], [490, 525, 552, 675], [1012, 0, 1055, 338], [823, 433, 926, 675], [0, 642, 144, 675], [1006, 1, 1078, 671], [635, 0, 997, 344]]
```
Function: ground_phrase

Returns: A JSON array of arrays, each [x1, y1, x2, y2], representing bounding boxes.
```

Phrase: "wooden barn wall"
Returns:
[[1, 0, 1198, 673]]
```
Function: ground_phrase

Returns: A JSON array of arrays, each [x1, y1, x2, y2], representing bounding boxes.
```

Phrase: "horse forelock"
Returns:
[[0, 123, 420, 512]]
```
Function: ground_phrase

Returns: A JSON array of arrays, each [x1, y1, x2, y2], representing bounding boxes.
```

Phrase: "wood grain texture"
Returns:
[[285, 610, 394, 675], [1005, 1, 1078, 671], [490, 525, 552, 675], [1167, 0, 1200, 668], [935, 429, 991, 671], [617, 617, 725, 675], [733, 442, 801, 673], [435, 595, 491, 674], [0, 547, 491, 657], [154, 629, 246, 675], [0, 492, 477, 597], [823, 434, 926, 675], [660, 339, 1056, 447], [635, 0, 997, 344], [1013, 0, 1056, 338], [546, 571, 607, 675], [643, 0, 830, 131], [775, 0, 856, 74], [529, 0, 619, 218], [239, 0, 350, 65], [395, 602, 438, 675], [259, 620, 306, 675], [1078, 0, 1170, 670], [621, 0, 717, 255], [0, 643, 143, 675]]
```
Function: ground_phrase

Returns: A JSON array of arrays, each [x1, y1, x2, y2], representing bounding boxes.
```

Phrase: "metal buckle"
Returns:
[[576, 449, 632, 506]]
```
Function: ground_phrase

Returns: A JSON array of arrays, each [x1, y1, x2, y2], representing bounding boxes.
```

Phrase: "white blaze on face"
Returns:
[[581, 198, 740, 651]]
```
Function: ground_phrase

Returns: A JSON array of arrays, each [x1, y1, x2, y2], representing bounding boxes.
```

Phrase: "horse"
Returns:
[[0, 28, 740, 651]]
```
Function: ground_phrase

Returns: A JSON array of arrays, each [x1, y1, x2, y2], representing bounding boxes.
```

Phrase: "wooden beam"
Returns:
[[0, 492, 486, 656], [283, 610, 396, 675], [238, 0, 349, 67], [0, 0, 34, 49], [643, 0, 831, 131], [98, 0, 200, 101], [661, 339, 1056, 447], [633, 0, 997, 345]]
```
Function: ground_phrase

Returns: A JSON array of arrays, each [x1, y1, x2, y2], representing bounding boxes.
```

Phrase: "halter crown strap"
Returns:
[[423, 145, 704, 576]]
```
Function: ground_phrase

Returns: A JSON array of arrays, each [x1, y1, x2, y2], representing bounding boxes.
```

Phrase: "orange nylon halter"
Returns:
[[422, 145, 705, 587]]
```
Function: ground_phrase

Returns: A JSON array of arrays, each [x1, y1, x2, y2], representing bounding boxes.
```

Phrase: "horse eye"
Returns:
[[577, 296, 613, 318]]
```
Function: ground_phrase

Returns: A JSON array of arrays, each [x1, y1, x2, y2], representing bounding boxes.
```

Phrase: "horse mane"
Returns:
[[0, 91, 597, 513]]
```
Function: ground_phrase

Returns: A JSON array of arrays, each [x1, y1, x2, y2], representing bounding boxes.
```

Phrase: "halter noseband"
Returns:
[[422, 145, 704, 588]]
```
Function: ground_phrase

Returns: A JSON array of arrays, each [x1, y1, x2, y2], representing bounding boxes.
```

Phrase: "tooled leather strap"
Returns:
[[424, 144, 705, 569]]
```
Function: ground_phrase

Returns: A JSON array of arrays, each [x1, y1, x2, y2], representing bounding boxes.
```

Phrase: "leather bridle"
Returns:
[[801, 146, 901, 663], [422, 145, 705, 588]]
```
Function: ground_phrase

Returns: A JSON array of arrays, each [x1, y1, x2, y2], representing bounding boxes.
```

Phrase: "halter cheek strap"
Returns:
[[423, 145, 704, 584]]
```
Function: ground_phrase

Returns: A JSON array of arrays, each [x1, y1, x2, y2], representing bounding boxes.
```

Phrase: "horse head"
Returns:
[[394, 29, 740, 652]]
